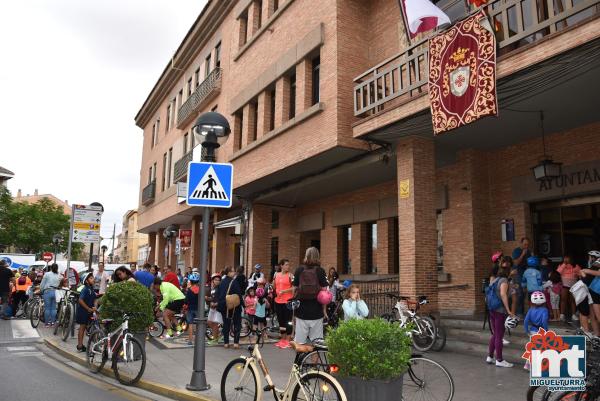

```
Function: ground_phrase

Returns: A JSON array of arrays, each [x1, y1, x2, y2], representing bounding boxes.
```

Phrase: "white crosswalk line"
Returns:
[[11, 320, 39, 339]]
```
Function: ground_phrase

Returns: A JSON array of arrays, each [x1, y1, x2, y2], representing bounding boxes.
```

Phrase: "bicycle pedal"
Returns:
[[263, 385, 274, 391]]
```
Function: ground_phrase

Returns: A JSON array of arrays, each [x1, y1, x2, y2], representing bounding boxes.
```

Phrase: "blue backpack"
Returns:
[[486, 279, 503, 311]]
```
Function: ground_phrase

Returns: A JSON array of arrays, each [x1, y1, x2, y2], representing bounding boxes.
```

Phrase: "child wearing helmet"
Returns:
[[185, 272, 201, 345], [521, 256, 543, 299], [523, 291, 549, 370]]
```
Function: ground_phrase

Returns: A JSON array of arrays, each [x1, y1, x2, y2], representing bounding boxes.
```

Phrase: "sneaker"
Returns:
[[176, 325, 183, 332], [560, 314, 566, 321], [572, 314, 579, 321], [187, 340, 193, 346], [495, 360, 514, 368], [76, 345, 87, 353], [485, 356, 495, 364], [207, 339, 218, 346], [167, 329, 174, 337], [502, 339, 510, 345]]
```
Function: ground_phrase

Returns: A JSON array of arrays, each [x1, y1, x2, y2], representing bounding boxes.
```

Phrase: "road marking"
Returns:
[[6, 346, 36, 351], [10, 351, 44, 357], [11, 320, 40, 339]]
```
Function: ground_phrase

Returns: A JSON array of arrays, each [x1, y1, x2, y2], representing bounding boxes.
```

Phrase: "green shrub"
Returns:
[[100, 281, 154, 332], [327, 318, 412, 381]]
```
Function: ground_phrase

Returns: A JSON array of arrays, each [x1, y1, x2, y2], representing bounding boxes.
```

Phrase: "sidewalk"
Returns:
[[38, 324, 531, 401]]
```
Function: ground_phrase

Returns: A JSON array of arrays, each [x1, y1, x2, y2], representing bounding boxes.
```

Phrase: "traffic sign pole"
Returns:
[[66, 205, 75, 272]]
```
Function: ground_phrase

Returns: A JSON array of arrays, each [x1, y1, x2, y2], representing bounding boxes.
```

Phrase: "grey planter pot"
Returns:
[[338, 375, 403, 401]]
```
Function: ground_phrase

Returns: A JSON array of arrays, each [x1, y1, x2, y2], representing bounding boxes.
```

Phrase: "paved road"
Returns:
[[0, 319, 173, 401]]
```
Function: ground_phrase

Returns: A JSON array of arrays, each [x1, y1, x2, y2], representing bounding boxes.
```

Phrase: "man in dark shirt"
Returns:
[[0, 260, 15, 316], [292, 247, 328, 344]]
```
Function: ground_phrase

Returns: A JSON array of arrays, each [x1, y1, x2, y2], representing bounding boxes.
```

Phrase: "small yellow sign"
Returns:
[[399, 179, 410, 199], [74, 222, 100, 231]]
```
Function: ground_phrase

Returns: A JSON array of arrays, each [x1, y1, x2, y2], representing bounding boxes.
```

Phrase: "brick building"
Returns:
[[134, 0, 600, 314]]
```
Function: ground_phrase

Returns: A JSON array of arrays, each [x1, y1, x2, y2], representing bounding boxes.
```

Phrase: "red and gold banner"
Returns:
[[428, 10, 498, 135], [179, 229, 192, 248]]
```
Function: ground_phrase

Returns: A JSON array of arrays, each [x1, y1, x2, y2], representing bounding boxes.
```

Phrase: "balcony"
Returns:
[[141, 181, 156, 206], [353, 0, 600, 116], [177, 67, 222, 128], [173, 150, 193, 183]]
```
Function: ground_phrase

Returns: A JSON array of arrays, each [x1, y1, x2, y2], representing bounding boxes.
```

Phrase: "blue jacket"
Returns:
[[522, 267, 542, 292], [524, 306, 549, 334]]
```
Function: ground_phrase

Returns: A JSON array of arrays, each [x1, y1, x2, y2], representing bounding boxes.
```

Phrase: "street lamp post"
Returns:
[[187, 112, 231, 392], [164, 225, 178, 269], [88, 202, 104, 272], [101, 245, 108, 263]]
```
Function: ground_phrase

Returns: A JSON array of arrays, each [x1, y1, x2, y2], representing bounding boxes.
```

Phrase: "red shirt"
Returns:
[[163, 272, 180, 289]]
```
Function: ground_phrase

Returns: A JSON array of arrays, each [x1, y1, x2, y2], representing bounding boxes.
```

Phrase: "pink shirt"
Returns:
[[244, 295, 257, 315], [557, 263, 581, 287]]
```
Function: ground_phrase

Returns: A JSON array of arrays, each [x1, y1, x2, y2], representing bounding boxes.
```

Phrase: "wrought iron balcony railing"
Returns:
[[141, 181, 156, 205], [177, 67, 222, 128], [353, 0, 600, 116], [173, 150, 194, 183]]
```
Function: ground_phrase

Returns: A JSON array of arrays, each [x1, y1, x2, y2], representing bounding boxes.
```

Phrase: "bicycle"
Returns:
[[54, 287, 78, 341], [221, 329, 347, 401], [324, 289, 346, 329], [148, 309, 189, 338], [87, 312, 146, 385], [381, 294, 438, 352], [29, 290, 48, 328]]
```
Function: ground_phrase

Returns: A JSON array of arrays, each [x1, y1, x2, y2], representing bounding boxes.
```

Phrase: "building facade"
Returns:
[[117, 209, 148, 266], [135, 0, 600, 314]]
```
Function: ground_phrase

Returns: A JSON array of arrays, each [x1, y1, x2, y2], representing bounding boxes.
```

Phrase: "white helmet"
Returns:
[[505, 315, 519, 329], [531, 291, 546, 305], [589, 250, 600, 258]]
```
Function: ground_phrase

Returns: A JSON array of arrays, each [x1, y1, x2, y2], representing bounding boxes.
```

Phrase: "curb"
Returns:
[[43, 338, 217, 401]]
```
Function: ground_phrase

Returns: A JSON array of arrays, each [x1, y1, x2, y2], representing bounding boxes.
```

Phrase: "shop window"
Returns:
[[366, 222, 377, 274], [271, 210, 280, 229], [271, 237, 279, 269], [341, 226, 351, 274], [311, 56, 320, 105]]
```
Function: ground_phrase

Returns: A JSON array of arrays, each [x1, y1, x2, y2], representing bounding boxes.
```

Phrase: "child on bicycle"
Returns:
[[76, 273, 96, 352]]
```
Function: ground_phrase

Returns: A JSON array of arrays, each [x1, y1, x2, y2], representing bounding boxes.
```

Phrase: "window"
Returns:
[[273, 0, 279, 12], [234, 111, 243, 151], [194, 68, 200, 87], [151, 122, 157, 148], [251, 100, 258, 142], [269, 89, 276, 131], [341, 226, 351, 274], [271, 237, 279, 269], [183, 132, 189, 154], [167, 147, 173, 188], [215, 42, 221, 68], [205, 53, 212, 78], [156, 118, 161, 137], [190, 129, 195, 149], [271, 211, 279, 229], [239, 12, 248, 47], [161, 153, 167, 191], [256, 0, 263, 29], [436, 212, 444, 271], [187, 78, 193, 97], [166, 104, 172, 131], [366, 222, 378, 274], [153, 162, 157, 181], [148, 166, 153, 185], [312, 56, 320, 105], [289, 74, 296, 119], [178, 90, 183, 109]]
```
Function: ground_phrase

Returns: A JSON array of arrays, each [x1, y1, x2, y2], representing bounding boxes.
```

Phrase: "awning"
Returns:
[[214, 216, 241, 230]]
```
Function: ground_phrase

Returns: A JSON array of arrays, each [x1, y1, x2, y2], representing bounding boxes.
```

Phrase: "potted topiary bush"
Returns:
[[327, 318, 412, 401], [100, 281, 154, 353]]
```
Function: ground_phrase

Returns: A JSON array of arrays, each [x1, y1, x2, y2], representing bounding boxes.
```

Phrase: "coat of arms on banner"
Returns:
[[428, 10, 498, 135]]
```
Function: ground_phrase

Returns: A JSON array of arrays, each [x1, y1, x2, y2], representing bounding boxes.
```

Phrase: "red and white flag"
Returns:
[[400, 0, 451, 38]]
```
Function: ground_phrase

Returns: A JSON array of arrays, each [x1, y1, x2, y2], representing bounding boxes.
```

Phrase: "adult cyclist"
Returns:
[[152, 277, 185, 338]]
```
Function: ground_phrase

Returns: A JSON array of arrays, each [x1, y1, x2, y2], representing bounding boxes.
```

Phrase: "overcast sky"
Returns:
[[0, 0, 207, 248]]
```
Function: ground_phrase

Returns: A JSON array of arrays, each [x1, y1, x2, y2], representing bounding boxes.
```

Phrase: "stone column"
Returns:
[[376, 218, 393, 275], [156, 228, 166, 269], [248, 204, 271, 275], [349, 223, 366, 275], [248, 0, 262, 35], [242, 102, 257, 146], [295, 59, 313, 114], [274, 76, 290, 128], [256, 90, 272, 139], [396, 136, 438, 310]]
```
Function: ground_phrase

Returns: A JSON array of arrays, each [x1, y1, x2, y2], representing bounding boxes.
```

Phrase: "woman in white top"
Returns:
[[342, 284, 369, 320], [40, 264, 61, 326]]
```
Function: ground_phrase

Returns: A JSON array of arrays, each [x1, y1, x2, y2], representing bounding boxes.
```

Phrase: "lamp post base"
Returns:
[[186, 373, 211, 391]]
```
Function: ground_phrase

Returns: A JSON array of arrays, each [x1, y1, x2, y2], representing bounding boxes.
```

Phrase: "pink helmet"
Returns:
[[491, 251, 503, 264], [256, 287, 265, 298], [317, 289, 333, 305]]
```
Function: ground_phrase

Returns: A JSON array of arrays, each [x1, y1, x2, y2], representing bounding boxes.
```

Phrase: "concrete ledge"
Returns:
[[43, 338, 216, 401]]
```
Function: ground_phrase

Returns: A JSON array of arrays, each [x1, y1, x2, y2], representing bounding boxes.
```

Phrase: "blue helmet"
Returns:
[[527, 256, 540, 268], [342, 279, 352, 288], [188, 273, 200, 282]]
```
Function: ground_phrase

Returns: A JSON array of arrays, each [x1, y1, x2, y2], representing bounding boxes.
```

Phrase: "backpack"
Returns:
[[296, 266, 320, 300], [18, 276, 27, 286], [485, 279, 503, 311]]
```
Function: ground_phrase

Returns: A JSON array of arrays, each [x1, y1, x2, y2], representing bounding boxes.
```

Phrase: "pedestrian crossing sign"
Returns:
[[186, 162, 234, 208]]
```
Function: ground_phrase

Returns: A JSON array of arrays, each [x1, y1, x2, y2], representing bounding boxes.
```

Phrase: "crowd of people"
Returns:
[[486, 237, 600, 369]]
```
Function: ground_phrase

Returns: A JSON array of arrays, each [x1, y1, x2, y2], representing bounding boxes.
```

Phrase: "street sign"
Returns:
[[186, 162, 233, 208], [72, 204, 103, 244], [42, 252, 54, 262]]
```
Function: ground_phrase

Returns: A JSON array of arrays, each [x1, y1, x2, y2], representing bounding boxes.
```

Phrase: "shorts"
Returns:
[[294, 318, 323, 344], [165, 299, 184, 313], [208, 308, 223, 324], [591, 290, 600, 305], [75, 309, 92, 325], [576, 293, 593, 316], [549, 291, 560, 309], [253, 315, 266, 325], [187, 310, 197, 324], [275, 302, 293, 335]]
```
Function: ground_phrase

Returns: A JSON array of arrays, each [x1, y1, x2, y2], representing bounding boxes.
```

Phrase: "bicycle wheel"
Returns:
[[402, 356, 454, 401], [61, 303, 74, 341], [299, 349, 330, 374], [527, 386, 558, 401], [291, 371, 345, 401], [381, 312, 394, 322], [87, 330, 108, 373], [432, 325, 447, 352], [221, 358, 258, 401], [112, 335, 146, 385], [555, 392, 585, 401], [412, 316, 437, 352], [238, 316, 252, 338], [30, 302, 41, 328], [148, 320, 164, 338], [54, 302, 64, 335]]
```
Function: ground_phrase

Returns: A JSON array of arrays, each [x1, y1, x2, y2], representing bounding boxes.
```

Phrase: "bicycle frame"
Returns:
[[90, 317, 134, 362]]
